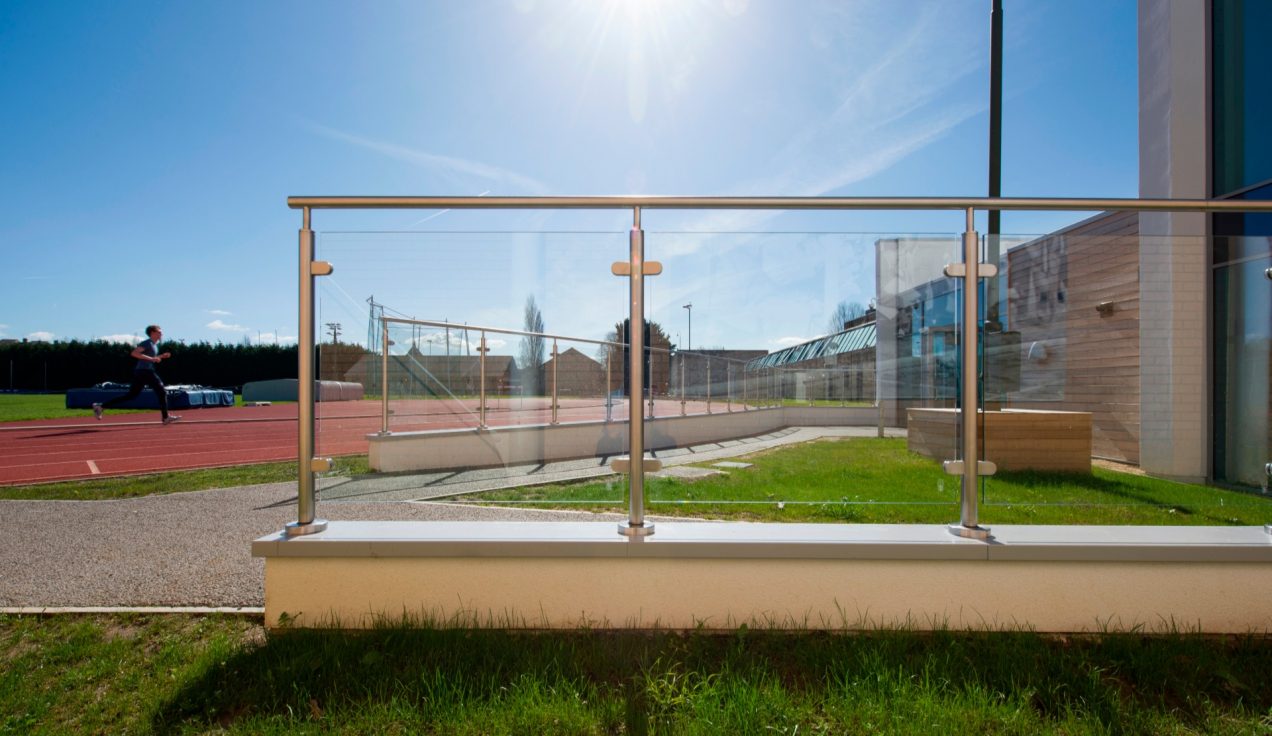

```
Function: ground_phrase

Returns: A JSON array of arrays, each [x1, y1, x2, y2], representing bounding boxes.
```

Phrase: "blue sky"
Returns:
[[0, 0, 1138, 353]]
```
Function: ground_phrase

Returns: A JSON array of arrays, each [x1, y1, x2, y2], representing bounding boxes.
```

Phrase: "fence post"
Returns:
[[288, 206, 328, 537], [706, 355, 712, 413], [680, 353, 686, 416], [478, 332, 488, 429], [380, 319, 390, 434], [946, 207, 994, 540], [605, 351, 612, 423], [551, 338, 559, 425], [616, 207, 657, 537]]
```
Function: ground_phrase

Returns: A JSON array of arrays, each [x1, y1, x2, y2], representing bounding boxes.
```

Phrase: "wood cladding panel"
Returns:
[[1006, 212, 1140, 464]]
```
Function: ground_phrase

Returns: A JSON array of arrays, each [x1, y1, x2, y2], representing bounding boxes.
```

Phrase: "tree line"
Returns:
[[0, 340, 299, 392]]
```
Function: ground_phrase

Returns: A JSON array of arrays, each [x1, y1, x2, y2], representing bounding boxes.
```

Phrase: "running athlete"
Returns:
[[93, 325, 181, 424]]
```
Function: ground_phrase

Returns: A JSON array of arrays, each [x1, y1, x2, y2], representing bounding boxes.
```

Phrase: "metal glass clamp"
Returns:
[[942, 459, 997, 476], [310, 261, 334, 276], [943, 262, 998, 278], [611, 261, 663, 276]]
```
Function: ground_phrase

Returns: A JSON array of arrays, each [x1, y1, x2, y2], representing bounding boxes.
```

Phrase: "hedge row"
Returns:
[[0, 340, 301, 392]]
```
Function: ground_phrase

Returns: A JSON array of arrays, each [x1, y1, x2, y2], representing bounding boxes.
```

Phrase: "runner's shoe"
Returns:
[[92, 403, 103, 420], [162, 415, 182, 425]]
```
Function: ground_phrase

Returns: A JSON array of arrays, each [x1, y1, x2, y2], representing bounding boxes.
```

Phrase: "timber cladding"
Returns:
[[1007, 211, 1141, 465]]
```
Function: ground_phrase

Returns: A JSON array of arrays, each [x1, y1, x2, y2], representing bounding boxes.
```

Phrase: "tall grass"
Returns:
[[2, 613, 1270, 734]]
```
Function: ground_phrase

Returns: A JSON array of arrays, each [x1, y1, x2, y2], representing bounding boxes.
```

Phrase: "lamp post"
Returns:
[[682, 302, 692, 351]]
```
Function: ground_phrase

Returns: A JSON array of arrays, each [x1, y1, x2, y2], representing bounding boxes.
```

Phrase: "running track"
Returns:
[[0, 398, 714, 485]]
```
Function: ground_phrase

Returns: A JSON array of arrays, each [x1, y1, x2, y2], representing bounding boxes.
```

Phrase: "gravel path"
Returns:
[[0, 483, 624, 608], [0, 427, 903, 608]]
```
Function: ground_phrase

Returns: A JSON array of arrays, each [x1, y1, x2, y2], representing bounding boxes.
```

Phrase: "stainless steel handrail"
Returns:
[[290, 195, 1272, 212]]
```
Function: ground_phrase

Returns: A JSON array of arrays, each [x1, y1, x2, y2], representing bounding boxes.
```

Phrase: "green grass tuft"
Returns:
[[0, 456, 369, 500]]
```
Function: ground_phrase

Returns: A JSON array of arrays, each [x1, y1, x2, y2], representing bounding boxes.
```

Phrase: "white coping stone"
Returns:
[[253, 522, 1272, 563]]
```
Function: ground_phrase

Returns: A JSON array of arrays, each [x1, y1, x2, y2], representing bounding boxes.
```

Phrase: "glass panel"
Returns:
[[1214, 250, 1272, 489], [982, 220, 1272, 525], [639, 230, 962, 524], [1213, 0, 1272, 196], [311, 229, 626, 507]]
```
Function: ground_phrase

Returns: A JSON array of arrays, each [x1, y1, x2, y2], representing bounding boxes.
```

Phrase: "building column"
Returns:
[[1137, 0, 1210, 482]]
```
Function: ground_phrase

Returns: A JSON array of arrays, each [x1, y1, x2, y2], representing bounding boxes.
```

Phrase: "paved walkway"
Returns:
[[0, 427, 901, 608]]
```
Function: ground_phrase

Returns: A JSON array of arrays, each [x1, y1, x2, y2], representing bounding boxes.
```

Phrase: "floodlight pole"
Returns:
[[986, 0, 1004, 329]]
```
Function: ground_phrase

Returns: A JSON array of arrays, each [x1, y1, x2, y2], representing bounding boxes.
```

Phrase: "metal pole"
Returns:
[[551, 339, 559, 425], [951, 207, 990, 539], [621, 207, 653, 537], [727, 363, 733, 412], [706, 356, 712, 413], [986, 0, 1004, 336], [380, 318, 389, 434], [479, 332, 488, 429], [288, 207, 327, 537], [605, 352, 612, 423], [680, 353, 686, 415]]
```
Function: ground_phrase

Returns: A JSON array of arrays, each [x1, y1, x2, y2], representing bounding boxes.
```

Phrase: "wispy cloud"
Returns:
[[207, 319, 249, 332], [26, 331, 54, 342], [206, 309, 232, 316], [305, 122, 552, 195], [668, 4, 985, 248]]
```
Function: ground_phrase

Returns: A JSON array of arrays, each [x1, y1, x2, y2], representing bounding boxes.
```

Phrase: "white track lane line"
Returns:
[[86, 460, 101, 474]]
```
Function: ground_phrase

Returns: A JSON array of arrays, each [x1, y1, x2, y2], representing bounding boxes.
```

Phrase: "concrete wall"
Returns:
[[254, 521, 1272, 633], [369, 406, 879, 473]]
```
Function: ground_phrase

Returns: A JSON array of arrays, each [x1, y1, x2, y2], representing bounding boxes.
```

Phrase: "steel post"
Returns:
[[479, 332, 488, 429], [620, 207, 653, 537], [288, 207, 327, 537], [380, 318, 389, 434], [951, 207, 990, 539], [551, 339, 559, 425]]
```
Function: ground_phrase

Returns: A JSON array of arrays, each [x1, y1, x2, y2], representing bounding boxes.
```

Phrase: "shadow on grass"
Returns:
[[150, 625, 1272, 734], [989, 468, 1272, 525]]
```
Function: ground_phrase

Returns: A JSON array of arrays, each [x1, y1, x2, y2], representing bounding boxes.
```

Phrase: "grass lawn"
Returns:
[[0, 456, 369, 501], [0, 393, 250, 423], [461, 438, 1272, 526], [2, 613, 1270, 735]]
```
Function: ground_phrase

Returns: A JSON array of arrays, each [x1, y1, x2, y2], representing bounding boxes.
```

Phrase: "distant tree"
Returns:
[[519, 296, 546, 395], [596, 329, 619, 364], [827, 300, 867, 334]]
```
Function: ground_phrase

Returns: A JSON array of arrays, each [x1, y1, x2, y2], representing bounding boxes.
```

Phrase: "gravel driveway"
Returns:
[[0, 483, 622, 608]]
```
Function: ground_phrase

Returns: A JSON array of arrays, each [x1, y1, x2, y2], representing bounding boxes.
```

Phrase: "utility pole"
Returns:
[[326, 322, 342, 344]]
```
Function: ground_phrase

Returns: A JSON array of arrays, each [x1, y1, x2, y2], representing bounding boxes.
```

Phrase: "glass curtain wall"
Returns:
[[1213, 0, 1272, 487]]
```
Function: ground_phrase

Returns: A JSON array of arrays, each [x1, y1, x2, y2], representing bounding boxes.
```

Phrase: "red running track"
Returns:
[[0, 398, 715, 485]]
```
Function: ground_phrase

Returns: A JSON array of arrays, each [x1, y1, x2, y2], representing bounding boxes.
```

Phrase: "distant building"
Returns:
[[745, 313, 877, 402], [542, 347, 606, 397]]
